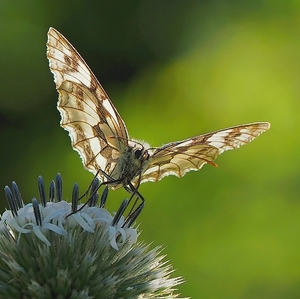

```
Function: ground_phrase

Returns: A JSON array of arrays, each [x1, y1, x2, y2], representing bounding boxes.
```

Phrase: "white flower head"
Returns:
[[0, 174, 186, 298]]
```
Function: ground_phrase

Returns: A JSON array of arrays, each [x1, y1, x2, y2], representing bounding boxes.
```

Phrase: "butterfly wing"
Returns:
[[138, 122, 270, 184], [46, 28, 129, 181]]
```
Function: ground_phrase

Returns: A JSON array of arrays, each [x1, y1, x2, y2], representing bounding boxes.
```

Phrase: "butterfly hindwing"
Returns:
[[138, 122, 270, 184]]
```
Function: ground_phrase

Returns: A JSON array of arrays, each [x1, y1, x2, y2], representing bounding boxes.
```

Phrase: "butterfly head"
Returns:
[[134, 147, 150, 164], [129, 139, 151, 165]]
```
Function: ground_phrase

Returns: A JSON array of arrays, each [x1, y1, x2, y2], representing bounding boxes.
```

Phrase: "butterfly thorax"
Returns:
[[108, 140, 151, 189]]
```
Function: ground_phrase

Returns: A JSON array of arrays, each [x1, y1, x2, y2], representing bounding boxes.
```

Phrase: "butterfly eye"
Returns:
[[134, 149, 142, 159]]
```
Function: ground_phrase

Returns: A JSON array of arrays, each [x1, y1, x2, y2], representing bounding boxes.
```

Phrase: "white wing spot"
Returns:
[[102, 98, 118, 122], [174, 140, 194, 147]]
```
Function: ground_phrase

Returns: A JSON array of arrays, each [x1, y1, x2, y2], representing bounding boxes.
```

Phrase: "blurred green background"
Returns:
[[0, 1, 299, 298]]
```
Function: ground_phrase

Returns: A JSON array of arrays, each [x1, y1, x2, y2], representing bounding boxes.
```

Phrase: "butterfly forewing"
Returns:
[[47, 27, 270, 194], [47, 27, 129, 183]]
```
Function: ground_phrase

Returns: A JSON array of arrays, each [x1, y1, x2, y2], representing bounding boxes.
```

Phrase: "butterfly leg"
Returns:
[[122, 176, 145, 223], [118, 189, 144, 227], [67, 169, 119, 216], [68, 169, 145, 226], [67, 177, 103, 216], [122, 199, 144, 228], [81, 168, 120, 200]]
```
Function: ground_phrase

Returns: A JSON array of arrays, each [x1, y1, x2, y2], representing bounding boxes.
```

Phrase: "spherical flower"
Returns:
[[0, 174, 185, 298]]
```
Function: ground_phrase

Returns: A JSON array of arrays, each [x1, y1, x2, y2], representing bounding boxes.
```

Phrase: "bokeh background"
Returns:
[[0, 1, 299, 298]]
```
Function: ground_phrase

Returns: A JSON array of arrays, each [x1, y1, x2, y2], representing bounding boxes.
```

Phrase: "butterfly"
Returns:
[[46, 27, 270, 203]]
